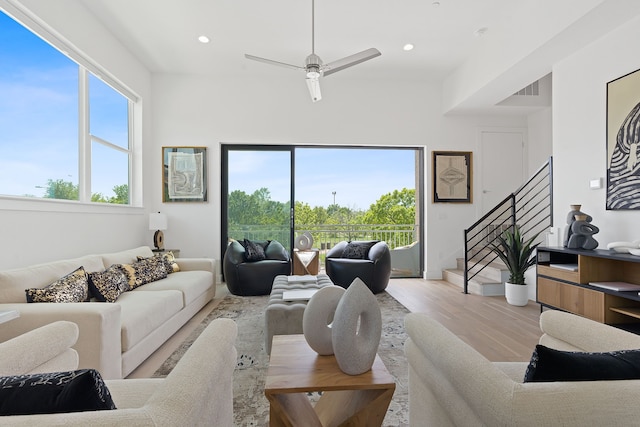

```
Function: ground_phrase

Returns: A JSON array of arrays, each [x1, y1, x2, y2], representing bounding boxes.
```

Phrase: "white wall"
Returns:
[[150, 73, 527, 279], [0, 0, 152, 269], [553, 14, 640, 247]]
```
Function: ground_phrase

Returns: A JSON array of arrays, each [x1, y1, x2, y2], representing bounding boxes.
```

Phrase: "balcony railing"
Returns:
[[228, 224, 418, 251]]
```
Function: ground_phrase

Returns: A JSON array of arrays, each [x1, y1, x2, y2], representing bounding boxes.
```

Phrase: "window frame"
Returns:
[[0, 1, 140, 208]]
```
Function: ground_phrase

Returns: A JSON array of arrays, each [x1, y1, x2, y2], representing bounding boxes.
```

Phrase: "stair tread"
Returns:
[[444, 268, 502, 284]]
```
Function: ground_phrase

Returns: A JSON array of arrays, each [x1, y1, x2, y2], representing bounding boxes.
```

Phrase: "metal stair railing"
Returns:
[[463, 157, 553, 293]]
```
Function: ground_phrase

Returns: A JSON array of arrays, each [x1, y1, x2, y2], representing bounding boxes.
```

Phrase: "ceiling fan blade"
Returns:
[[245, 54, 305, 72], [306, 78, 322, 102], [322, 48, 381, 77]]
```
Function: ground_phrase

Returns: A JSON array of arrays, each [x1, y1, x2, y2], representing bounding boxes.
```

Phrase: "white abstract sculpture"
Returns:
[[332, 278, 382, 375], [302, 286, 345, 355], [303, 279, 382, 374]]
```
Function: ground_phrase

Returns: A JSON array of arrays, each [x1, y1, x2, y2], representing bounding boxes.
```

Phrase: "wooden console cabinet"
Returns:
[[537, 247, 640, 329]]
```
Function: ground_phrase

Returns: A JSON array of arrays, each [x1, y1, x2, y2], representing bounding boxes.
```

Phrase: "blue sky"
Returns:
[[0, 11, 128, 199], [228, 148, 416, 210]]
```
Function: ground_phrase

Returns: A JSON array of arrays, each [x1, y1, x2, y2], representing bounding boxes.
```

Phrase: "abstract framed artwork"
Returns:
[[432, 151, 472, 203], [607, 67, 640, 210], [162, 146, 208, 203]]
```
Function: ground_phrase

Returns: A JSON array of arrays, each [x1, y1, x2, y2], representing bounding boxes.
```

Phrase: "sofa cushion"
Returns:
[[117, 290, 184, 351], [25, 266, 89, 303], [134, 270, 213, 306], [88, 264, 130, 303], [524, 344, 640, 382], [0, 369, 116, 415], [0, 255, 104, 303], [342, 241, 378, 259], [100, 246, 154, 268]]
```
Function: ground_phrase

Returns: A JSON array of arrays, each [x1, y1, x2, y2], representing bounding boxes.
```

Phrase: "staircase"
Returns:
[[443, 249, 509, 296], [453, 157, 553, 295]]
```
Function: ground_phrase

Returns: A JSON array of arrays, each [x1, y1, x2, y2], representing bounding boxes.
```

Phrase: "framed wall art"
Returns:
[[162, 146, 208, 203], [432, 151, 472, 203], [607, 67, 640, 210]]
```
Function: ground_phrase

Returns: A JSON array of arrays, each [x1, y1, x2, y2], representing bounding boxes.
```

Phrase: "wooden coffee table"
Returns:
[[265, 334, 395, 427]]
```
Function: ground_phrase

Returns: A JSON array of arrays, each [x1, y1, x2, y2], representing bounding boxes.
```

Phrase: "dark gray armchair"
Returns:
[[325, 240, 391, 294], [223, 239, 291, 296]]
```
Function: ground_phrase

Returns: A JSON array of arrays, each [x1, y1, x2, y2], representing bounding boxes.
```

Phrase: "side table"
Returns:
[[293, 249, 320, 275], [265, 334, 395, 426], [152, 248, 181, 258]]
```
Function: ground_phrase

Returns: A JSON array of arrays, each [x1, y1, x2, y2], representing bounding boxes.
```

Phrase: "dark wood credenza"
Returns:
[[537, 246, 640, 331]]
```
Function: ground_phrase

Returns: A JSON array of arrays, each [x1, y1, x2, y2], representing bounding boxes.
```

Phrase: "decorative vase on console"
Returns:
[[563, 204, 592, 247]]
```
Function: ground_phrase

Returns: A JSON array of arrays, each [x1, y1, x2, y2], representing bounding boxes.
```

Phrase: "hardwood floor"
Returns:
[[385, 278, 541, 362], [129, 277, 541, 378]]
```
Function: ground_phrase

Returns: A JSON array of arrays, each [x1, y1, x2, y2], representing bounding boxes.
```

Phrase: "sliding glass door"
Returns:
[[222, 145, 423, 278], [221, 146, 293, 259]]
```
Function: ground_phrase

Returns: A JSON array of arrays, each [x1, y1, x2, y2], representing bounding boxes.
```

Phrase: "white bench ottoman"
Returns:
[[265, 274, 334, 354]]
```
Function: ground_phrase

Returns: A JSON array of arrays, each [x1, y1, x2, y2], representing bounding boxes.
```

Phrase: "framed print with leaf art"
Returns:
[[432, 151, 472, 203], [607, 67, 640, 210], [162, 146, 208, 203]]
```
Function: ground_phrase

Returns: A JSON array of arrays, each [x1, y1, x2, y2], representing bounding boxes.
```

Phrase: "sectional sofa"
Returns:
[[405, 310, 640, 426], [0, 246, 215, 379], [0, 318, 237, 426]]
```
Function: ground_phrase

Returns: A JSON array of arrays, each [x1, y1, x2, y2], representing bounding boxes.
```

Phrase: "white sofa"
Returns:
[[0, 321, 79, 376], [0, 318, 237, 426], [0, 246, 215, 379], [404, 310, 640, 426]]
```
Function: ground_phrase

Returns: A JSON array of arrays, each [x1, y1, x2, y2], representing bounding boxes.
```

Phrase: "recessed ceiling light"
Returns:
[[474, 27, 488, 37], [403, 44, 414, 51], [198, 35, 210, 44]]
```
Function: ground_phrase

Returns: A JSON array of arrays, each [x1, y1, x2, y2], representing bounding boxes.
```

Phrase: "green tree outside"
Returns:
[[42, 179, 128, 204]]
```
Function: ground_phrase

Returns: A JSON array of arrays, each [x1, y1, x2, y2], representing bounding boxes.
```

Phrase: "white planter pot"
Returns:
[[505, 282, 529, 306]]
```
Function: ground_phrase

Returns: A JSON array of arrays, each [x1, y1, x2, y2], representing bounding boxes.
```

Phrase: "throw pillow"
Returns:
[[138, 253, 180, 274], [128, 256, 168, 289], [88, 264, 130, 303], [25, 266, 89, 303], [0, 369, 116, 415], [162, 251, 180, 273], [523, 344, 640, 382], [243, 239, 266, 262], [341, 241, 378, 259]]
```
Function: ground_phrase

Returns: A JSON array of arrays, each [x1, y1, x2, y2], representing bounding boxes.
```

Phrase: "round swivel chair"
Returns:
[[325, 240, 391, 294]]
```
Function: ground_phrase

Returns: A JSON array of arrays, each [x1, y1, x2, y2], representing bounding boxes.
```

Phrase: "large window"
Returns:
[[0, 9, 133, 204]]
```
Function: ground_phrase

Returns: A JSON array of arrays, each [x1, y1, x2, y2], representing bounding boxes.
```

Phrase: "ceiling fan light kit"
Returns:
[[245, 0, 381, 102]]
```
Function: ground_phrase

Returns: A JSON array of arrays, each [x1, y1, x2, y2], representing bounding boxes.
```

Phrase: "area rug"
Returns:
[[154, 292, 410, 426]]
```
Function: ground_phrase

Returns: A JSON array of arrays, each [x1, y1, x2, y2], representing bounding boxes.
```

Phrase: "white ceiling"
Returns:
[[77, 0, 638, 112]]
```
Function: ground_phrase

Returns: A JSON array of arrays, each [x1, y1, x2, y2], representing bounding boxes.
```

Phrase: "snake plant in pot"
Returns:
[[490, 226, 540, 306]]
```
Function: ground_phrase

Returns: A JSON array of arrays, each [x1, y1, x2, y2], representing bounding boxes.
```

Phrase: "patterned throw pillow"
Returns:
[[127, 256, 168, 289], [138, 253, 180, 274], [88, 264, 130, 302], [25, 266, 89, 303], [162, 251, 180, 273], [243, 239, 266, 262], [0, 369, 116, 415], [341, 241, 378, 259], [524, 344, 640, 382]]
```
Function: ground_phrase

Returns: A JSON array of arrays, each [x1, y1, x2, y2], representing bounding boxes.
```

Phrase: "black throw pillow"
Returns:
[[0, 369, 116, 415], [243, 239, 266, 262], [341, 241, 378, 259], [523, 344, 640, 382]]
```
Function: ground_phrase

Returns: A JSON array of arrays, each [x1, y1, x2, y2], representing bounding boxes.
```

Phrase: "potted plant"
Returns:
[[491, 226, 540, 306]]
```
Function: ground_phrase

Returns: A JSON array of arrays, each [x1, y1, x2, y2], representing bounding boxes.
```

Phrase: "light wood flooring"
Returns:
[[127, 278, 542, 378]]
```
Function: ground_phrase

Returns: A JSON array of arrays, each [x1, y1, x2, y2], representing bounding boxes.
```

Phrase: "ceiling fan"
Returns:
[[244, 0, 381, 102]]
